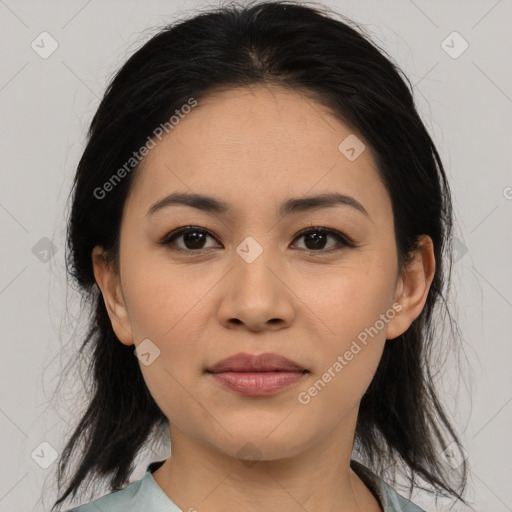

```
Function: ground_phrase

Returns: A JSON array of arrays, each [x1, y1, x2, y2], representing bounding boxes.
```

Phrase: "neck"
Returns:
[[152, 413, 381, 512]]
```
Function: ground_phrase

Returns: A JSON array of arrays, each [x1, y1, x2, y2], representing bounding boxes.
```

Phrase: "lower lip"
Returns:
[[210, 371, 306, 396]]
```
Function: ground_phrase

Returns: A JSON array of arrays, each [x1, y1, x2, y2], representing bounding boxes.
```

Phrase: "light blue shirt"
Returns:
[[68, 460, 426, 512]]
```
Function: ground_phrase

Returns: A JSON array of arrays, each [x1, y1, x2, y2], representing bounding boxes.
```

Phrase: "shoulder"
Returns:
[[66, 471, 155, 512], [351, 460, 427, 512], [377, 481, 427, 512]]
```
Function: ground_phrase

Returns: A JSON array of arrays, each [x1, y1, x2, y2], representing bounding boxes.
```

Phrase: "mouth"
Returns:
[[206, 352, 309, 396]]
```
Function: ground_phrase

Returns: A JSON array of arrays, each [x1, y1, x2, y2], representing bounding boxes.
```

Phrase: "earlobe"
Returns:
[[92, 246, 134, 346], [386, 235, 436, 341]]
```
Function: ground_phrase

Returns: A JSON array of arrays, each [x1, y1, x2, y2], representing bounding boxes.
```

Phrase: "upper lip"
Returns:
[[207, 352, 308, 373]]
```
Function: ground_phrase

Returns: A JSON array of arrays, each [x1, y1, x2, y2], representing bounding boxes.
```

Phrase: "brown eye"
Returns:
[[292, 227, 354, 253], [160, 225, 355, 255], [161, 226, 221, 252]]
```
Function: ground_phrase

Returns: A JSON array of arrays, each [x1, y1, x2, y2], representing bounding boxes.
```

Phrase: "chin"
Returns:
[[200, 424, 314, 463]]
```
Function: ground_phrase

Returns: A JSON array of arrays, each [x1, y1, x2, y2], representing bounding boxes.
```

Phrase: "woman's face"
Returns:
[[93, 85, 429, 461]]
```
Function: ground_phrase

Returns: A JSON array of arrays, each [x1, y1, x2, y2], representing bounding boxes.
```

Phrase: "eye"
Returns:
[[159, 225, 355, 254], [160, 226, 221, 253], [292, 227, 355, 253]]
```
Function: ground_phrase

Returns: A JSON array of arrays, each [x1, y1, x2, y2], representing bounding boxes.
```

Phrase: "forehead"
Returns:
[[125, 85, 390, 221]]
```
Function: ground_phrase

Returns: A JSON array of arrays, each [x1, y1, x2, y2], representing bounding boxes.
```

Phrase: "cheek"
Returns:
[[123, 254, 207, 341], [121, 256, 214, 409], [310, 259, 397, 340], [300, 259, 396, 394], [295, 283, 391, 424]]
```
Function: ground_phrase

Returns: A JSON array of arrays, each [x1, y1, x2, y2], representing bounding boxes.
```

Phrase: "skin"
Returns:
[[92, 84, 435, 512]]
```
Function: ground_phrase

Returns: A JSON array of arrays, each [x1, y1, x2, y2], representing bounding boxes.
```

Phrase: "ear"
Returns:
[[92, 245, 134, 346], [386, 235, 436, 341]]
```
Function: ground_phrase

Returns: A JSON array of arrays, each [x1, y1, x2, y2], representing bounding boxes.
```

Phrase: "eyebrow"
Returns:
[[146, 191, 369, 218]]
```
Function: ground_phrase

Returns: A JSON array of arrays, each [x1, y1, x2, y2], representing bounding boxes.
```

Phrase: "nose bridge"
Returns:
[[233, 233, 279, 299], [217, 232, 294, 330]]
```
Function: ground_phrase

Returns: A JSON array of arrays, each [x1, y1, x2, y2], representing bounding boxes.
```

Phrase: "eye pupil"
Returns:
[[305, 231, 327, 250], [183, 230, 206, 249]]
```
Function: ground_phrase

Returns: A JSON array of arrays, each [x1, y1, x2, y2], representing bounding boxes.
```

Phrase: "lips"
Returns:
[[206, 352, 309, 397], [207, 352, 308, 374]]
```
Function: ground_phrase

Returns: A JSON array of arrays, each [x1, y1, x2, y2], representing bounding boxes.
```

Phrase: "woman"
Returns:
[[53, 1, 468, 511]]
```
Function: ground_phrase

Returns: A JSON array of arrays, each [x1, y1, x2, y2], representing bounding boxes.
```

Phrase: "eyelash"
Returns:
[[159, 225, 356, 255]]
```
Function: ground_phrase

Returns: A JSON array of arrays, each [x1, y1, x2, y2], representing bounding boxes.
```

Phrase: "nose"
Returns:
[[216, 246, 295, 332]]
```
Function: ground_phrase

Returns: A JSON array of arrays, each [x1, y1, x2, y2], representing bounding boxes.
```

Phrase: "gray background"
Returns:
[[0, 0, 511, 510]]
